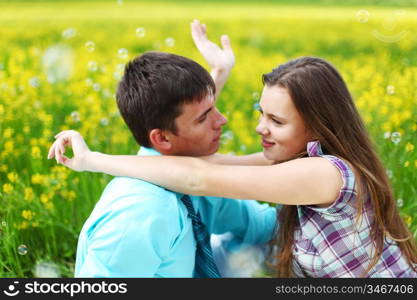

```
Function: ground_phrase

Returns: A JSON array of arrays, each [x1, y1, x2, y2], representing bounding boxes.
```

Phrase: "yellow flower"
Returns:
[[3, 127, 13, 139], [31, 174, 46, 185], [404, 215, 412, 227], [0, 165, 8, 173], [7, 172, 18, 183], [31, 146, 41, 159], [24, 187, 34, 201], [404, 161, 410, 167], [22, 210, 35, 220], [405, 142, 415, 152], [68, 191, 76, 200], [4, 141, 14, 152], [40, 193, 49, 204], [18, 221, 28, 230], [415, 160, 417, 168], [3, 183, 13, 194], [0, 104, 4, 115], [23, 126, 30, 134]]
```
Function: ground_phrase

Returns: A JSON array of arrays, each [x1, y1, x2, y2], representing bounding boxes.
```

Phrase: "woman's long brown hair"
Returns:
[[263, 57, 417, 277]]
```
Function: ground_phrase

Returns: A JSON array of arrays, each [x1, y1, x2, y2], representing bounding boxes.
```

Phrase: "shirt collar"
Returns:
[[137, 147, 162, 156]]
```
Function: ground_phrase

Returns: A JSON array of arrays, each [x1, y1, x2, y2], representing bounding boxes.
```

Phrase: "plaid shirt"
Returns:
[[291, 141, 416, 277]]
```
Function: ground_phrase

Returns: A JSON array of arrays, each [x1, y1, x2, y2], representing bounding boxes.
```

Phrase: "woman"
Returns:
[[48, 24, 417, 278]]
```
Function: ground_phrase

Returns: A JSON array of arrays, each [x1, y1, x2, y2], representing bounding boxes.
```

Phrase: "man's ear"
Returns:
[[149, 129, 173, 153]]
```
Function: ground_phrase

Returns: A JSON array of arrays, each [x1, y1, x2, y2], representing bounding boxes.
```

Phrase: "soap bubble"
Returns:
[[18, 244, 28, 255], [62, 28, 76, 39], [136, 27, 146, 38], [390, 132, 401, 144], [356, 10, 370, 23], [87, 61, 98, 72], [34, 261, 61, 278], [118, 48, 128, 60], [165, 37, 175, 47], [85, 41, 95, 52], [42, 45, 73, 83]]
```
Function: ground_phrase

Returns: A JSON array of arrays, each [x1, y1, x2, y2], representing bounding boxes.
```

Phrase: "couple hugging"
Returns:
[[48, 20, 417, 278]]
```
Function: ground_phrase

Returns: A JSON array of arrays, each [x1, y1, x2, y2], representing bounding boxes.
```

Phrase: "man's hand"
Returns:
[[191, 19, 235, 73], [47, 130, 91, 172]]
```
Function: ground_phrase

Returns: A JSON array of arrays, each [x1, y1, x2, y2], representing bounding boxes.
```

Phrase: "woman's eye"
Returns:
[[272, 119, 282, 125]]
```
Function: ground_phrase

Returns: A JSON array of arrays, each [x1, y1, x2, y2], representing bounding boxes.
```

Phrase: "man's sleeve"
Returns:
[[76, 194, 179, 277], [198, 197, 279, 246]]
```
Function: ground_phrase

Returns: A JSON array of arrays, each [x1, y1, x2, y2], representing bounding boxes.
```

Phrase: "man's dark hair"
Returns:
[[116, 51, 215, 148]]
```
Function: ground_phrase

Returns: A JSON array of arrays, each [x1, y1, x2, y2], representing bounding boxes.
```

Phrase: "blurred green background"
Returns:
[[0, 0, 416, 277]]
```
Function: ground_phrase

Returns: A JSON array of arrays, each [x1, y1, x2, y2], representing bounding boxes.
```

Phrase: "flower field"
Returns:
[[0, 1, 416, 277]]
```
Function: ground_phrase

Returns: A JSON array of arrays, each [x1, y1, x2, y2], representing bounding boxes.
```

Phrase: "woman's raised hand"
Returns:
[[47, 130, 91, 172], [190, 19, 235, 72]]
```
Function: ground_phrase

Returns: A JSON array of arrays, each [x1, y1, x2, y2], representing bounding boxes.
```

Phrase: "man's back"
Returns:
[[75, 175, 197, 277]]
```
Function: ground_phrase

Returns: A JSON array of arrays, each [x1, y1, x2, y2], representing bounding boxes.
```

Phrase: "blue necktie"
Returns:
[[180, 195, 221, 278]]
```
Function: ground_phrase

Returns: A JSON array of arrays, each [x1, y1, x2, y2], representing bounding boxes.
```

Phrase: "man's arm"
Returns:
[[197, 197, 278, 246]]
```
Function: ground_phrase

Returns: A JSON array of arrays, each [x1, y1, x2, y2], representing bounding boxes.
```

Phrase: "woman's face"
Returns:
[[256, 85, 314, 163]]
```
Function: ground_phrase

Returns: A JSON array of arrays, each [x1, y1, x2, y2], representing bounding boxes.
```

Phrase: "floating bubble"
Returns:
[[87, 61, 98, 72], [85, 41, 95, 52], [117, 0, 123, 5], [118, 48, 128, 60], [397, 198, 404, 208], [29, 77, 40, 88], [34, 101, 42, 109], [221, 131, 234, 144], [116, 63, 125, 72], [18, 244, 28, 255], [383, 132, 391, 139], [34, 261, 61, 278], [136, 27, 146, 38], [114, 63, 125, 80], [390, 132, 401, 144], [165, 37, 175, 47], [114, 72, 122, 81], [70, 111, 80, 122], [240, 145, 247, 152], [103, 89, 112, 98], [386, 169, 393, 179], [372, 29, 408, 43], [0, 63, 4, 70], [2, 221, 6, 227], [252, 92, 260, 101], [62, 28, 76, 39], [356, 10, 370, 23], [42, 45, 73, 83], [386, 85, 395, 95], [93, 83, 101, 92], [100, 118, 109, 126], [85, 78, 93, 86], [253, 102, 260, 111]]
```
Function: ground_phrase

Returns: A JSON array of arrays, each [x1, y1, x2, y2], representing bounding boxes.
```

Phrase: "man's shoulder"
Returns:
[[105, 176, 174, 197], [95, 177, 179, 211]]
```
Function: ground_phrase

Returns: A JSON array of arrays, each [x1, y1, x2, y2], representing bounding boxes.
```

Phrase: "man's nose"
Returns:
[[213, 108, 227, 128]]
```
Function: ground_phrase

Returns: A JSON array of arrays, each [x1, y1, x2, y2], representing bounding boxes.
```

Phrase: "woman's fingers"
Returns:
[[221, 34, 232, 51]]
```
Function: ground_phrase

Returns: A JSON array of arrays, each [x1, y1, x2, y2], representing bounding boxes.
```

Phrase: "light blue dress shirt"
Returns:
[[75, 147, 277, 277]]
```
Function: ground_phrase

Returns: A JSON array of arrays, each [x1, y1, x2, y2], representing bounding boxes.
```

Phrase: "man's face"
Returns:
[[168, 93, 227, 156]]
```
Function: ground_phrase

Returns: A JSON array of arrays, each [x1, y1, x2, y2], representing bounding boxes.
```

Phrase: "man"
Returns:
[[53, 22, 277, 277]]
